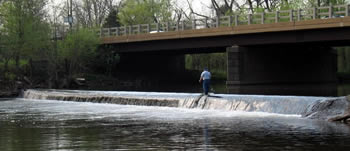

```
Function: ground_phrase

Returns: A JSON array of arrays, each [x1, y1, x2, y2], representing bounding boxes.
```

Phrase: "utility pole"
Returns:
[[70, 0, 73, 30], [66, 0, 73, 31]]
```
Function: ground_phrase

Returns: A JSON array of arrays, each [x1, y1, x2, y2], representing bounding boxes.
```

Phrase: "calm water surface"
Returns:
[[1, 98, 350, 151]]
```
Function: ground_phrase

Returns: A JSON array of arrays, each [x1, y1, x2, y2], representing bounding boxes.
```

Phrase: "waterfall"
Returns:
[[23, 89, 185, 107], [23, 89, 348, 117], [179, 94, 331, 115]]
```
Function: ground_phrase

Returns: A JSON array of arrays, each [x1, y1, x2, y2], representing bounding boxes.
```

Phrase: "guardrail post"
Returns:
[[99, 28, 103, 37], [116, 27, 120, 36], [248, 14, 252, 25], [205, 18, 209, 28], [261, 12, 265, 24], [156, 23, 160, 32], [181, 21, 185, 30], [165, 22, 169, 31], [313, 7, 317, 19], [228, 16, 232, 26], [234, 15, 239, 26], [275, 11, 279, 23], [175, 22, 179, 31], [147, 24, 151, 33], [192, 20, 196, 29], [138, 25, 141, 34], [129, 26, 132, 35], [329, 4, 333, 18], [216, 16, 220, 27], [107, 28, 111, 36], [289, 10, 294, 22], [297, 9, 301, 21]]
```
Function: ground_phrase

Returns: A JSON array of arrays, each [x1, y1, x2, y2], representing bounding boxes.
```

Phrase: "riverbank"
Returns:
[[0, 91, 19, 98]]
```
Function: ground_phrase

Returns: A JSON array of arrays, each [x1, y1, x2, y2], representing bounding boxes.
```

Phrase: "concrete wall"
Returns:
[[227, 45, 337, 95]]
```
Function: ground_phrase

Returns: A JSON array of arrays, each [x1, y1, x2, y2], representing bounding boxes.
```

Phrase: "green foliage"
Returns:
[[4, 71, 16, 81], [185, 53, 227, 79], [90, 45, 120, 76], [103, 9, 121, 28], [0, 0, 50, 66], [307, 0, 348, 7], [58, 28, 100, 75], [118, 0, 172, 25]]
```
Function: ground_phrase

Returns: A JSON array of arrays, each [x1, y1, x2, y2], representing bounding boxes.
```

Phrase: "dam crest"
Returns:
[[23, 89, 350, 121]]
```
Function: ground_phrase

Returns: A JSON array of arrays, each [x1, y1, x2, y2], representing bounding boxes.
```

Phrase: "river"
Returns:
[[1, 96, 350, 150]]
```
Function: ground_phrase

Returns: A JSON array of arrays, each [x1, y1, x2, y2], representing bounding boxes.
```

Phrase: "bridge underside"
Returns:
[[117, 53, 185, 73], [111, 44, 338, 96], [102, 26, 350, 54], [226, 45, 337, 96], [100, 18, 348, 95]]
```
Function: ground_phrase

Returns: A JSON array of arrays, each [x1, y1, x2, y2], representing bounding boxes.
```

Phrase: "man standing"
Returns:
[[199, 67, 211, 95]]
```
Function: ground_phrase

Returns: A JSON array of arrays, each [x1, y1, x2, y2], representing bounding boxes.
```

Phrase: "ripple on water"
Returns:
[[0, 98, 350, 151]]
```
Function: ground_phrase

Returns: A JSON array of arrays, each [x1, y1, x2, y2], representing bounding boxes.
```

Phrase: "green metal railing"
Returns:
[[98, 4, 350, 37]]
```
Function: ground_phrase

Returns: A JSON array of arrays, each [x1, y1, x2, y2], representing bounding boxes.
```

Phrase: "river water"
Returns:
[[1, 97, 350, 151]]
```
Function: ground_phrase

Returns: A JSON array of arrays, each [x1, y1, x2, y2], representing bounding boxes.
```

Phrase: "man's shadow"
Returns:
[[207, 94, 222, 98]]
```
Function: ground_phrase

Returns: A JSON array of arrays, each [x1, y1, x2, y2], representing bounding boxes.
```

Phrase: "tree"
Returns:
[[103, 8, 121, 28], [58, 28, 100, 79], [118, 0, 173, 25], [0, 0, 50, 73], [73, 0, 121, 28], [211, 0, 240, 16], [308, 0, 347, 7], [0, 32, 12, 73]]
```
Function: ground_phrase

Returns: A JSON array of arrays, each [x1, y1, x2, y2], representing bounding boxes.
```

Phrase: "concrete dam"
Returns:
[[23, 89, 350, 121]]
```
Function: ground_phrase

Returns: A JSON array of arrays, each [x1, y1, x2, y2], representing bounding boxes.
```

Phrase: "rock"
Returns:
[[327, 96, 350, 123], [328, 113, 350, 122], [302, 97, 350, 122]]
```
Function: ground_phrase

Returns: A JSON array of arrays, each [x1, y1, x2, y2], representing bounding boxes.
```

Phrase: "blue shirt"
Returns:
[[201, 70, 211, 80]]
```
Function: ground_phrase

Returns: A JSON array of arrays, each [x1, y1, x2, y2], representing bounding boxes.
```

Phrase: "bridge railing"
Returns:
[[98, 4, 350, 37]]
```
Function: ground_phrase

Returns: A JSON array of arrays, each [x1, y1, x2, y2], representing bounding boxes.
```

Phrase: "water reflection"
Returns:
[[1, 99, 350, 150], [217, 83, 350, 97]]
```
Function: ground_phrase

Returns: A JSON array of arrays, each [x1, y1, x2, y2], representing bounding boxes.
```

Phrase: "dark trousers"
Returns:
[[203, 79, 210, 95]]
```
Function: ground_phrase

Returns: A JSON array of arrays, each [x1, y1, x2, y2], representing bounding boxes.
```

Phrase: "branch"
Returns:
[[230, 0, 235, 8], [247, 0, 254, 13], [186, 0, 209, 18], [211, 0, 220, 10]]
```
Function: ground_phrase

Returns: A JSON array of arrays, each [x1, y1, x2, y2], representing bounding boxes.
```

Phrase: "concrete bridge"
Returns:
[[99, 5, 350, 95]]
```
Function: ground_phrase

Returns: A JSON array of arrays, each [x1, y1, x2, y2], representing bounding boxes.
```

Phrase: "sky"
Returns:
[[47, 0, 214, 23], [49, 0, 212, 14]]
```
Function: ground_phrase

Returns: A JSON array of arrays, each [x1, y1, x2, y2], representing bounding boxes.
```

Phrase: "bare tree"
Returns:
[[211, 0, 241, 16], [73, 0, 123, 28], [245, 0, 285, 12]]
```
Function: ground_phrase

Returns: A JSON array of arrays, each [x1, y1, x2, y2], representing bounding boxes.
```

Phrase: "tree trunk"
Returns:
[[4, 59, 9, 72], [15, 55, 20, 74]]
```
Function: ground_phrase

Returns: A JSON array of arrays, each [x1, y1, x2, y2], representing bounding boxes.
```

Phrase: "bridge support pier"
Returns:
[[226, 45, 337, 96]]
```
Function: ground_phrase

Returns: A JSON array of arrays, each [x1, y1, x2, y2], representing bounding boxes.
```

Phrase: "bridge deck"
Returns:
[[102, 17, 350, 44]]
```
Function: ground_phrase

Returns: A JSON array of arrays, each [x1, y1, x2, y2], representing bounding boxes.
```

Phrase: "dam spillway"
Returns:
[[23, 89, 347, 118], [3, 89, 350, 150]]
